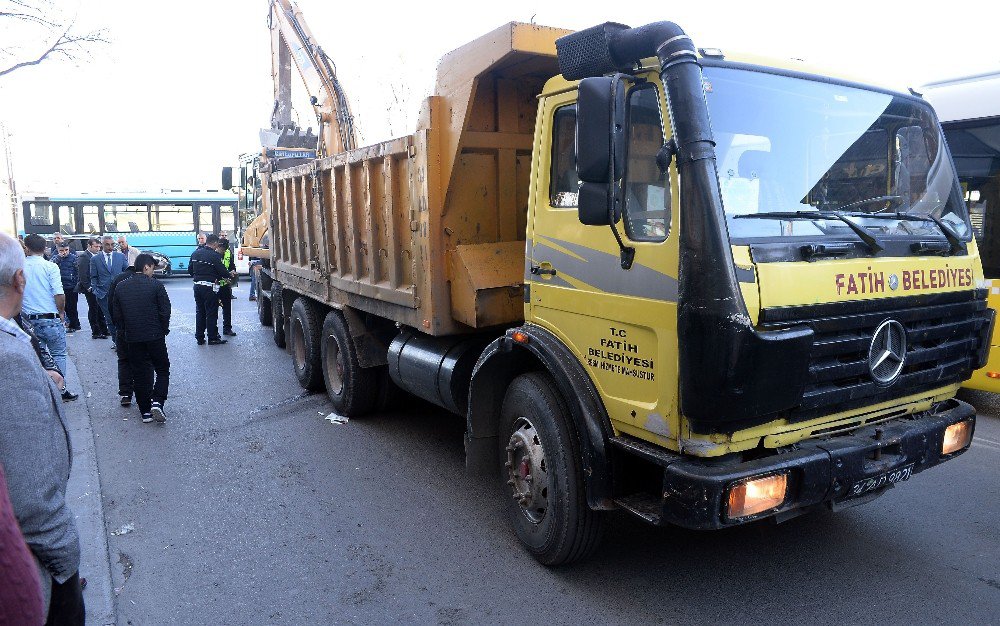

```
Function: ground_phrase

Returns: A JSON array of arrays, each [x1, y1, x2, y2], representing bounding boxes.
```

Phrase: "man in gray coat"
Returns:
[[0, 232, 83, 624]]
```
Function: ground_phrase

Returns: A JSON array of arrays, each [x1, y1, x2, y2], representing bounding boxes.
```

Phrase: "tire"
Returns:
[[257, 291, 273, 326], [271, 283, 286, 348], [289, 298, 324, 391], [499, 372, 605, 565], [320, 310, 378, 416]]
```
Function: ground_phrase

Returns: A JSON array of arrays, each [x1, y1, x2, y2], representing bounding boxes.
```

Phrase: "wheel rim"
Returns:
[[324, 334, 345, 395], [292, 319, 306, 369], [505, 417, 549, 523]]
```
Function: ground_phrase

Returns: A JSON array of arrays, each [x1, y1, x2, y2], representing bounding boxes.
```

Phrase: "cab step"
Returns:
[[614, 493, 664, 525]]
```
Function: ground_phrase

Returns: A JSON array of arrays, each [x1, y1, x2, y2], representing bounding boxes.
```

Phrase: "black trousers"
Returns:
[[194, 284, 221, 340], [128, 337, 170, 415], [219, 284, 233, 332], [117, 332, 133, 397], [45, 571, 85, 626], [84, 290, 108, 336], [64, 288, 80, 329]]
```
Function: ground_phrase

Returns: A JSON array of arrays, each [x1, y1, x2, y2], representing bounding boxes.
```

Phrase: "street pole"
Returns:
[[1, 124, 16, 236]]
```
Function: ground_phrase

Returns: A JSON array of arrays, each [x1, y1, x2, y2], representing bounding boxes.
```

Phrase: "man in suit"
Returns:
[[90, 234, 127, 346], [0, 231, 84, 624], [77, 237, 109, 339]]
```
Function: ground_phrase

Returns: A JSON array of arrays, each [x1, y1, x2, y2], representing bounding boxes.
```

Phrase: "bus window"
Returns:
[[194, 205, 212, 234], [82, 205, 100, 234], [27, 203, 54, 228], [219, 204, 236, 235], [151, 204, 195, 231], [104, 204, 150, 233], [57, 205, 77, 235]]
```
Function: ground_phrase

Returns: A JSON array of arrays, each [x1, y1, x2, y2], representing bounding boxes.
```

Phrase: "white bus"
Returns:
[[923, 71, 1000, 391]]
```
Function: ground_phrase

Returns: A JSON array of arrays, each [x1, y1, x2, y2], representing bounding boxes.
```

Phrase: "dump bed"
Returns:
[[266, 22, 570, 336]]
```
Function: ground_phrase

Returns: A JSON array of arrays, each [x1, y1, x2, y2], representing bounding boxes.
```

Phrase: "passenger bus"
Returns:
[[924, 71, 1000, 391], [20, 191, 239, 273]]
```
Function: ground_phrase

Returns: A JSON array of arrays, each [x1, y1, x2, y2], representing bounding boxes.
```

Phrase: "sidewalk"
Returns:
[[64, 356, 115, 625]]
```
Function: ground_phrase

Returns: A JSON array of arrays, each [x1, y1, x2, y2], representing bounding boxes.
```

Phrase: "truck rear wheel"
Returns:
[[289, 298, 324, 391], [499, 372, 604, 565], [258, 291, 273, 326], [271, 283, 286, 348], [321, 310, 378, 416]]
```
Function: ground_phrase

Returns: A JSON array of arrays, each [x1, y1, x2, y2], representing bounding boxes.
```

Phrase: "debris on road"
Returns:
[[325, 413, 348, 425], [110, 523, 135, 536]]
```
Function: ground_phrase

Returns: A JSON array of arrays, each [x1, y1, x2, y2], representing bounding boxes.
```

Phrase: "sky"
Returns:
[[1, 0, 998, 232]]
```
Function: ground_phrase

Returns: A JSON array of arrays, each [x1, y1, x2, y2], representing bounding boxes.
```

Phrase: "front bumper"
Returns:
[[649, 399, 975, 529]]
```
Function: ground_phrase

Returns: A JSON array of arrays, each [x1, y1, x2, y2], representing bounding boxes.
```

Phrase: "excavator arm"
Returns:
[[242, 0, 360, 258], [267, 0, 358, 157]]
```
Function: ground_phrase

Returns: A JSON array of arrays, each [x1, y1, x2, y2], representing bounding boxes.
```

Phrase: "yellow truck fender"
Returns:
[[465, 324, 617, 510]]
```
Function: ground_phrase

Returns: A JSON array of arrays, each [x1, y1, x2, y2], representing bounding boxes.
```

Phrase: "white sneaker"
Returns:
[[150, 402, 167, 423]]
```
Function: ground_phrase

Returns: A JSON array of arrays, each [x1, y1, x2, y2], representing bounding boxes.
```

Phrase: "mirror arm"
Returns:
[[606, 73, 635, 270], [609, 220, 635, 269]]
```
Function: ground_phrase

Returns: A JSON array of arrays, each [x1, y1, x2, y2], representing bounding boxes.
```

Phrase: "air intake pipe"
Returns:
[[557, 23, 813, 432]]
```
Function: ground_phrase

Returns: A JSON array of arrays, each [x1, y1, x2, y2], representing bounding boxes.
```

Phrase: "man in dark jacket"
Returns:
[[76, 238, 109, 339], [111, 254, 171, 424], [108, 264, 138, 406], [188, 234, 230, 345], [51, 242, 81, 333]]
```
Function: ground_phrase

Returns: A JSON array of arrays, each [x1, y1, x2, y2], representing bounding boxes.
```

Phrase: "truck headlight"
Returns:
[[942, 420, 973, 455], [726, 473, 788, 520]]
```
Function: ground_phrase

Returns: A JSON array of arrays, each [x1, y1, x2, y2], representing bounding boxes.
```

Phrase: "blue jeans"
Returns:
[[98, 295, 117, 340], [249, 265, 259, 298], [28, 318, 68, 379]]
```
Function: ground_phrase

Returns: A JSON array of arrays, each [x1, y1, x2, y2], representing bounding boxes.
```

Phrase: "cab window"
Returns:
[[623, 84, 669, 242], [549, 104, 579, 208]]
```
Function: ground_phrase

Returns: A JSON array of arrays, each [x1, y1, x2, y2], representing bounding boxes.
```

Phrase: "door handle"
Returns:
[[530, 264, 557, 276]]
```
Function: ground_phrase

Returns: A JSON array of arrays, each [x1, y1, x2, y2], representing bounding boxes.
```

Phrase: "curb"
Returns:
[[64, 356, 116, 625]]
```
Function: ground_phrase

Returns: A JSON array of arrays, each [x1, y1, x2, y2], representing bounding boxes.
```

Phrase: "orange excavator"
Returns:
[[231, 0, 358, 259]]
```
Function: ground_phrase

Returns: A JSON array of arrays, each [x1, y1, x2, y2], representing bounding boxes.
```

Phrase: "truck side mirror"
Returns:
[[222, 167, 233, 190], [576, 76, 626, 226]]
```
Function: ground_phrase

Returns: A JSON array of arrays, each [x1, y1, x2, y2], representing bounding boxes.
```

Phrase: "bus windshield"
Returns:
[[704, 67, 971, 245]]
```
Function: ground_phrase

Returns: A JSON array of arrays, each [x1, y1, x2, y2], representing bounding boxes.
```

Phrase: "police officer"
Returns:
[[217, 235, 237, 337], [188, 234, 230, 345]]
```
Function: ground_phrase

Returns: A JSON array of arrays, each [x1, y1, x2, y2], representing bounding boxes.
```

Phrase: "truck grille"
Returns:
[[759, 290, 993, 422]]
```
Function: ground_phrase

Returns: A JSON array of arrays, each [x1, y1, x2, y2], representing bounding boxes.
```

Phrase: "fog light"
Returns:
[[987, 371, 1000, 379], [726, 473, 788, 519], [942, 420, 973, 455]]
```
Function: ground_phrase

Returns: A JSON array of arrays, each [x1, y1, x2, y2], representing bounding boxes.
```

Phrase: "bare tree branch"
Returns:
[[0, 1, 107, 79]]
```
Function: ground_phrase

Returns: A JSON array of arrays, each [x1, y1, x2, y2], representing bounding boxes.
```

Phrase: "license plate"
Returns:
[[848, 464, 914, 498]]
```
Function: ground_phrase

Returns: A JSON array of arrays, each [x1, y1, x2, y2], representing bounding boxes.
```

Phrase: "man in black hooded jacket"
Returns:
[[111, 254, 171, 424]]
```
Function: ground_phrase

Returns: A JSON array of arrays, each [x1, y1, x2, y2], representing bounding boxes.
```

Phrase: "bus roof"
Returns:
[[922, 71, 1000, 124], [22, 190, 237, 203]]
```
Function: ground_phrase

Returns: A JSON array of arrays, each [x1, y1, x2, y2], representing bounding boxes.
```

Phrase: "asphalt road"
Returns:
[[70, 278, 1000, 625]]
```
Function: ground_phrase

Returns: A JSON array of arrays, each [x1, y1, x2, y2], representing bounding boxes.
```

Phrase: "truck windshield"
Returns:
[[703, 66, 971, 245]]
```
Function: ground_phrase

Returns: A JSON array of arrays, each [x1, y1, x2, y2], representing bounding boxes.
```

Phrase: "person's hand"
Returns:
[[230, 271, 236, 277], [46, 370, 65, 389]]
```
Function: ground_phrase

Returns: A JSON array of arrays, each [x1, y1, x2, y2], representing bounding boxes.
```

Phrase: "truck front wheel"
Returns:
[[499, 372, 604, 565], [290, 298, 324, 391], [320, 310, 378, 416]]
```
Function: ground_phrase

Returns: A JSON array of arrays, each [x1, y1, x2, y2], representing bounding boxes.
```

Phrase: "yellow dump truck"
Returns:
[[251, 21, 990, 564]]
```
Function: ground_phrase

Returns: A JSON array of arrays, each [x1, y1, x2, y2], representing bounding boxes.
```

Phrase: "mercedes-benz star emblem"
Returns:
[[869, 319, 906, 385], [888, 274, 899, 291]]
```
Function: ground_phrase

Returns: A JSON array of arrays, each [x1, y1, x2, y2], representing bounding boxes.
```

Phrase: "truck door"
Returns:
[[527, 77, 681, 446]]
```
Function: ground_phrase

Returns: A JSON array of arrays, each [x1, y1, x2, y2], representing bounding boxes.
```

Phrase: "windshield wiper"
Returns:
[[734, 210, 884, 253], [847, 211, 966, 253]]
